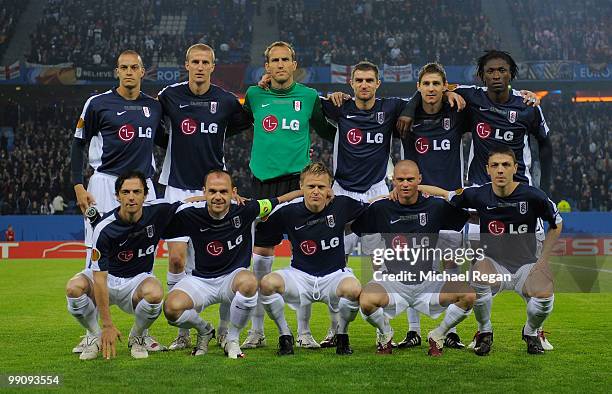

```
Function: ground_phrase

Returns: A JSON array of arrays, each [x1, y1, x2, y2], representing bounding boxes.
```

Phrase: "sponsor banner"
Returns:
[[75, 66, 115, 81], [23, 62, 78, 85], [573, 63, 612, 81], [245, 66, 330, 84], [0, 240, 293, 259]]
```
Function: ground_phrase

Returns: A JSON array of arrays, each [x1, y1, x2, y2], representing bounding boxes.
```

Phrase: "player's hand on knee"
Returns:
[[258, 73, 272, 89], [444, 91, 466, 111], [101, 325, 122, 360], [520, 90, 540, 106], [396, 116, 412, 137]]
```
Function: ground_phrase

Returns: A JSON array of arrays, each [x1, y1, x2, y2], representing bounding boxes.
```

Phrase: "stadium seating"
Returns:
[[277, 0, 501, 66], [510, 0, 610, 62], [0, 0, 27, 61]]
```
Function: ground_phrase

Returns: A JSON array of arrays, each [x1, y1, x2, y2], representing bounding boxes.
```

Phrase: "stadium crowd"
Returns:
[[26, 0, 253, 67], [510, 0, 610, 62], [0, 0, 27, 60], [277, 0, 501, 66], [0, 97, 608, 214]]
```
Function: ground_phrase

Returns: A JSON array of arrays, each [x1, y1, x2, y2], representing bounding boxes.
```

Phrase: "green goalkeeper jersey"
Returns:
[[244, 82, 333, 181]]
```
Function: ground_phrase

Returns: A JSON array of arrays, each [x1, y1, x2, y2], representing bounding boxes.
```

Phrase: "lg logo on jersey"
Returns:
[[118, 124, 152, 142], [206, 235, 244, 256], [262, 115, 299, 132], [346, 128, 383, 145], [487, 220, 528, 235], [299, 237, 340, 255], [116, 245, 156, 262], [181, 118, 218, 135], [414, 137, 450, 154], [476, 122, 514, 141]]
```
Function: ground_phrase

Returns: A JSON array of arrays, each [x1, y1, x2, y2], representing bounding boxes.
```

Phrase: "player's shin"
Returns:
[[260, 293, 291, 335], [524, 295, 554, 336], [167, 271, 189, 337], [251, 254, 274, 332], [431, 303, 471, 338], [361, 307, 390, 334], [168, 309, 213, 335], [67, 294, 100, 335], [131, 299, 163, 336], [407, 307, 421, 335], [472, 283, 493, 332], [337, 298, 359, 334], [227, 292, 258, 341]]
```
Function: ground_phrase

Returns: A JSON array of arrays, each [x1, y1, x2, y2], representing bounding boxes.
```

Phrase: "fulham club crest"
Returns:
[[232, 216, 241, 228], [377, 112, 385, 124], [419, 213, 428, 226], [519, 201, 528, 215], [326, 215, 336, 228], [294, 100, 301, 112], [143, 106, 151, 118], [210, 102, 218, 114], [508, 110, 517, 123], [146, 225, 154, 238], [443, 117, 451, 130]]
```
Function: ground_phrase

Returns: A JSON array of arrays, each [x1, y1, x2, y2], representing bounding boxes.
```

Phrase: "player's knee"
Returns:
[[140, 278, 164, 303], [339, 280, 361, 301], [460, 290, 477, 308], [259, 273, 281, 296], [163, 295, 184, 321], [65, 276, 88, 298], [168, 253, 186, 273], [236, 272, 258, 297]]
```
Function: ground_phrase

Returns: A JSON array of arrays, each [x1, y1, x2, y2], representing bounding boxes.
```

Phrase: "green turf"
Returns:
[[0, 258, 611, 393]]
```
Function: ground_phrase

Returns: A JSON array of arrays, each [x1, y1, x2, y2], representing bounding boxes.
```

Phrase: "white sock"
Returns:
[[260, 293, 290, 336], [296, 304, 312, 335], [131, 299, 162, 336], [170, 309, 213, 335], [251, 254, 273, 332], [337, 298, 359, 334], [167, 271, 189, 337], [525, 295, 554, 336], [407, 307, 421, 334], [227, 292, 258, 341], [362, 307, 390, 334], [472, 283, 493, 333], [431, 303, 470, 338], [344, 233, 359, 255], [67, 294, 100, 335], [329, 307, 339, 334], [218, 302, 230, 336]]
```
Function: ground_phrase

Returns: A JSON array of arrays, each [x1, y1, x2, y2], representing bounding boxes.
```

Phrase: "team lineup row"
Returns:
[[66, 41, 558, 360]]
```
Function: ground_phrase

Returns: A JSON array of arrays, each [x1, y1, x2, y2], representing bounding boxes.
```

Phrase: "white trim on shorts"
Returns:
[[332, 179, 389, 203]]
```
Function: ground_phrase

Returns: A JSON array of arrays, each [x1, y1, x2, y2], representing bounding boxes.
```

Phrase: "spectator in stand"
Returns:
[[4, 224, 15, 241], [52, 193, 67, 215], [16, 190, 30, 214]]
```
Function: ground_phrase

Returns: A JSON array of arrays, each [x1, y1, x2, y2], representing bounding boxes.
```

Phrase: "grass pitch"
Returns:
[[0, 257, 610, 393]]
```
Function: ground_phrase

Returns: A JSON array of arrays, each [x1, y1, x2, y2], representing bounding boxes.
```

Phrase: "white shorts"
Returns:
[[81, 269, 155, 314], [433, 229, 464, 271], [163, 185, 203, 243], [169, 268, 246, 313], [376, 279, 446, 319], [481, 259, 535, 299], [276, 266, 356, 312], [332, 179, 389, 203]]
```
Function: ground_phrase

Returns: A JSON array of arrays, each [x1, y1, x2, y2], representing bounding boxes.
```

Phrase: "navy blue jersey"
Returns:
[[74, 88, 162, 178], [164, 199, 278, 278], [449, 183, 561, 272], [456, 86, 550, 186], [321, 97, 406, 192], [352, 194, 469, 283], [157, 82, 252, 190], [90, 200, 182, 277], [401, 102, 468, 190], [260, 196, 367, 276]]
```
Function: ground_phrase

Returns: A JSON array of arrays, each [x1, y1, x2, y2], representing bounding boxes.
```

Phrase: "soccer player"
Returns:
[[157, 43, 252, 350], [353, 160, 475, 356], [162, 170, 302, 358], [398, 62, 469, 349], [65, 171, 181, 360], [257, 162, 365, 356], [420, 147, 562, 355], [69, 50, 166, 353], [242, 41, 335, 349]]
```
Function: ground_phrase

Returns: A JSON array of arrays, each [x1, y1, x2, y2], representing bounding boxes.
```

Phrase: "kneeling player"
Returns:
[[162, 170, 302, 359], [65, 171, 181, 360], [258, 163, 366, 356], [420, 147, 562, 355], [354, 161, 475, 356]]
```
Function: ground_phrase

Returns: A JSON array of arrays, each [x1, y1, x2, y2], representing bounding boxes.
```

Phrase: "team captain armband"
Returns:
[[258, 199, 273, 218]]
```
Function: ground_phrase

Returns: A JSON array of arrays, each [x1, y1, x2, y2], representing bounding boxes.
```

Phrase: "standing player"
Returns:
[[242, 41, 335, 349], [258, 163, 365, 356], [65, 171, 181, 360], [420, 147, 562, 355], [353, 160, 475, 356], [157, 43, 252, 350], [162, 170, 302, 358], [398, 62, 469, 349], [69, 50, 166, 353]]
